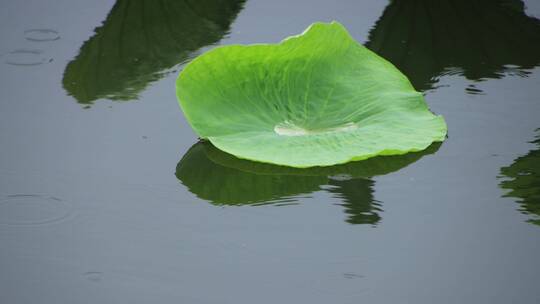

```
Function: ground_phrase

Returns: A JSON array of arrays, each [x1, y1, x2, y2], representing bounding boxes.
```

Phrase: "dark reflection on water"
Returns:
[[62, 0, 245, 104], [327, 178, 382, 225], [176, 142, 440, 225], [500, 130, 540, 226], [365, 0, 540, 92]]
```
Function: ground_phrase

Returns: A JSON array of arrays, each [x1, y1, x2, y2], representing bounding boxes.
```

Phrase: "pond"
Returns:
[[1, 0, 539, 303]]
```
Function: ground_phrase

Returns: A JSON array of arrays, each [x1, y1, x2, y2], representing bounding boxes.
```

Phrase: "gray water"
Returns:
[[1, 0, 540, 303]]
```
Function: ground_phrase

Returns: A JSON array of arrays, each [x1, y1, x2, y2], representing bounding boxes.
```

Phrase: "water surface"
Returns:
[[1, 0, 540, 303]]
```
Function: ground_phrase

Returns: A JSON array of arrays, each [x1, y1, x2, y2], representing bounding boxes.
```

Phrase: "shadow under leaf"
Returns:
[[176, 141, 441, 225], [63, 0, 245, 104]]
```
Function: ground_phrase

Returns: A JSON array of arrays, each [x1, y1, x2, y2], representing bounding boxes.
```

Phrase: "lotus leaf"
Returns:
[[176, 21, 447, 167]]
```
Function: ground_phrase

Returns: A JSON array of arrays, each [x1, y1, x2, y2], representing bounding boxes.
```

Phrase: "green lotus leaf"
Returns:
[[176, 21, 447, 167]]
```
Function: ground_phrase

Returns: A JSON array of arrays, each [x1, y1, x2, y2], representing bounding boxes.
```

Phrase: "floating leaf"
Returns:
[[176, 141, 441, 225], [177, 21, 446, 167]]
